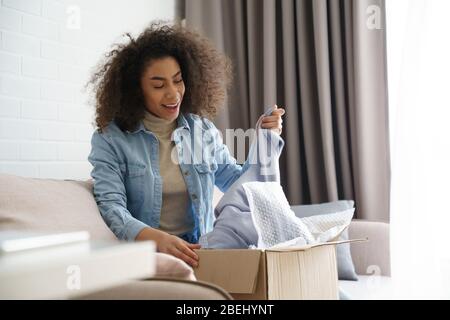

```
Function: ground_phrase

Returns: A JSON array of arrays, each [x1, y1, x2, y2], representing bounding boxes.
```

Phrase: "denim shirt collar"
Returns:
[[126, 112, 190, 135]]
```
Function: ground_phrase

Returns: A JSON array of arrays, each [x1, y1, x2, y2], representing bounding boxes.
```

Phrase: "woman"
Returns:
[[87, 23, 285, 267]]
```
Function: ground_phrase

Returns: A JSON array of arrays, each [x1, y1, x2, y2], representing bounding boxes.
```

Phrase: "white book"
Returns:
[[0, 231, 90, 254]]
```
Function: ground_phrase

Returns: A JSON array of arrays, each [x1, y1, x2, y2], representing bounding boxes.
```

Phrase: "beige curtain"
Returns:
[[182, 0, 390, 222]]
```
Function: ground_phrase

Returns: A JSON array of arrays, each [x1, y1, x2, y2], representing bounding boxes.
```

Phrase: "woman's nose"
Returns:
[[165, 87, 180, 101]]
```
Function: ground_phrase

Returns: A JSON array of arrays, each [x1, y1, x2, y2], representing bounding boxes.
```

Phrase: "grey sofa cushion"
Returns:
[[291, 200, 358, 281]]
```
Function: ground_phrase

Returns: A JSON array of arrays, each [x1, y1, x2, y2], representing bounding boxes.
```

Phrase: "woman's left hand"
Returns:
[[261, 105, 286, 135]]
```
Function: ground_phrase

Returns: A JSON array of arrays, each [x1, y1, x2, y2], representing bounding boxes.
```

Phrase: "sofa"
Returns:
[[0, 173, 391, 299], [0, 173, 231, 300]]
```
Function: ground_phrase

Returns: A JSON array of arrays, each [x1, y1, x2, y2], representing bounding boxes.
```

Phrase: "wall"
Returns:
[[0, 0, 175, 179]]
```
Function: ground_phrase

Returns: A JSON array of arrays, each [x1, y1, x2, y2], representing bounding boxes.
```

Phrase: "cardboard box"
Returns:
[[194, 240, 363, 300]]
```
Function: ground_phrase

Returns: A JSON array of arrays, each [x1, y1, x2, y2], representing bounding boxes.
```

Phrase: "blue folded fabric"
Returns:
[[199, 107, 285, 248]]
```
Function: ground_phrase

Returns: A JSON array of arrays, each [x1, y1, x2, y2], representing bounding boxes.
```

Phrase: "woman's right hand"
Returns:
[[136, 227, 201, 267]]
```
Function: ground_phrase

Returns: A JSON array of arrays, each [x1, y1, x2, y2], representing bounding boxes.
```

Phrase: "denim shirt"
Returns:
[[88, 112, 250, 243]]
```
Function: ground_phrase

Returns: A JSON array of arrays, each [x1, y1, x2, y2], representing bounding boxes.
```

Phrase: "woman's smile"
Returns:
[[161, 101, 181, 113]]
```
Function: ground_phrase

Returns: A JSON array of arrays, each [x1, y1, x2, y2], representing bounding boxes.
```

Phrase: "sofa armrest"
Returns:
[[348, 219, 391, 277], [74, 278, 233, 300]]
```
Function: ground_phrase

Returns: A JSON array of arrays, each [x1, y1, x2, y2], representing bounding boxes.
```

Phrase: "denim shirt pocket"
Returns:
[[193, 162, 217, 200], [119, 162, 147, 206], [193, 162, 217, 173]]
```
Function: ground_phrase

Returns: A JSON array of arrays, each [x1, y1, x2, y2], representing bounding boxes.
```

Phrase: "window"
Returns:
[[387, 0, 450, 299]]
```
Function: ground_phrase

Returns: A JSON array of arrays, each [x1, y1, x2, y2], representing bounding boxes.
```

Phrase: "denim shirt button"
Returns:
[[184, 171, 189, 176], [192, 194, 198, 200]]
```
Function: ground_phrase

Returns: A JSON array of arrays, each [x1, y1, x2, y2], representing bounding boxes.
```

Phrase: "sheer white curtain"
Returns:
[[387, 0, 450, 299]]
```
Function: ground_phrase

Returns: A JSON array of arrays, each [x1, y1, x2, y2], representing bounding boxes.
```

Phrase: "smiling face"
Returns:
[[140, 56, 185, 122]]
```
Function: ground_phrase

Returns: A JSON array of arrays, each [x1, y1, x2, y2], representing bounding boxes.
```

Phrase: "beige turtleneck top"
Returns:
[[142, 110, 194, 236]]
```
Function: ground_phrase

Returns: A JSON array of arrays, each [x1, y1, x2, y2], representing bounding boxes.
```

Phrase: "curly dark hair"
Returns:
[[87, 22, 232, 132]]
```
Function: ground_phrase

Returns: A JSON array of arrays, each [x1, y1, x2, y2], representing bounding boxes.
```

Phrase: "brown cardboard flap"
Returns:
[[194, 249, 262, 294], [266, 245, 339, 299], [265, 238, 368, 252]]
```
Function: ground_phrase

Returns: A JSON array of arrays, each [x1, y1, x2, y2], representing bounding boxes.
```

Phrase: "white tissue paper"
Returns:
[[242, 181, 354, 249]]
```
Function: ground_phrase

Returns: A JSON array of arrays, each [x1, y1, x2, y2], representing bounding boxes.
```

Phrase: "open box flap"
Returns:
[[194, 249, 262, 294], [265, 238, 368, 252]]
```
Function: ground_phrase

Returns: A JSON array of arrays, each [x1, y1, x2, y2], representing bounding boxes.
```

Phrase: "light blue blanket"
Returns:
[[199, 107, 285, 248]]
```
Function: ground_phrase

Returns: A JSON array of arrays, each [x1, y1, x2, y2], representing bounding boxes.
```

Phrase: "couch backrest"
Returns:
[[0, 174, 117, 241], [349, 219, 391, 276]]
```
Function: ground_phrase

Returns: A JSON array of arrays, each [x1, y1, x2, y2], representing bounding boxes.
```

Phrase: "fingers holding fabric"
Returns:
[[261, 105, 285, 134]]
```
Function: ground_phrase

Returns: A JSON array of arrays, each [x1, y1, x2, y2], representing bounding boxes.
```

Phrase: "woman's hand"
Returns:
[[261, 105, 285, 135], [156, 232, 201, 267], [136, 227, 201, 267]]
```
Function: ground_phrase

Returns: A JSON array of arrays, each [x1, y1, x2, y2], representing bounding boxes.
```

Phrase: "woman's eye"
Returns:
[[152, 79, 182, 89]]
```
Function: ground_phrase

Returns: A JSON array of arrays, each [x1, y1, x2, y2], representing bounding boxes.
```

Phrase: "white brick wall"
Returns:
[[0, 0, 175, 179]]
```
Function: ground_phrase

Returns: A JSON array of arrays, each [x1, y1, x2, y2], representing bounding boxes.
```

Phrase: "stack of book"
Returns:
[[0, 231, 90, 255]]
